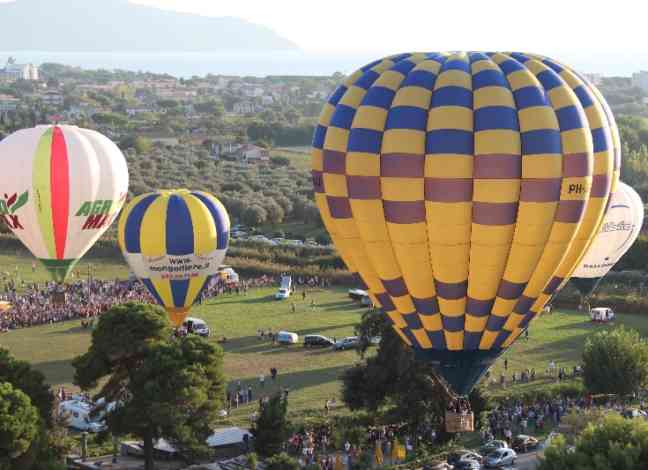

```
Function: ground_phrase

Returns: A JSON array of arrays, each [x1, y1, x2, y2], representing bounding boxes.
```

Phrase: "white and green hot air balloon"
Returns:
[[0, 125, 129, 282], [571, 182, 644, 299]]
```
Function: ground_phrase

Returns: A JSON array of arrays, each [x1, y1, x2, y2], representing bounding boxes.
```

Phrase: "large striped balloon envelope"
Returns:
[[0, 125, 129, 282], [118, 189, 230, 326], [312, 52, 619, 396]]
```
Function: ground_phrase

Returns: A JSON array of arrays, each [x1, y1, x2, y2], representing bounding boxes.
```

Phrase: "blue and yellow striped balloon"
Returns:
[[118, 189, 230, 326]]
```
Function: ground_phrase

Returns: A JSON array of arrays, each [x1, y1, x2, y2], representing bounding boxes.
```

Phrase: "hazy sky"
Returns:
[[128, 0, 645, 55], [0, 0, 647, 74]]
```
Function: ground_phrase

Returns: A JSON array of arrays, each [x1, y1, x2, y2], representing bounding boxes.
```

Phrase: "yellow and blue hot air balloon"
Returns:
[[118, 189, 230, 326], [312, 52, 619, 398]]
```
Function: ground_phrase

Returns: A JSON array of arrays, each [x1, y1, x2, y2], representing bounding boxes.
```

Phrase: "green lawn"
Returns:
[[270, 147, 311, 171], [3, 252, 648, 426]]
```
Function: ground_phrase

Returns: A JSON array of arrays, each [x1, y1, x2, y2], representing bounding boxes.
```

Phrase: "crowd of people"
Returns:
[[0, 270, 309, 333], [0, 278, 151, 332]]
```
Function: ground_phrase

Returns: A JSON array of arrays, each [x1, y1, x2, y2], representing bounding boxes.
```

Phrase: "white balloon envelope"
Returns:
[[0, 125, 129, 282], [571, 182, 643, 295]]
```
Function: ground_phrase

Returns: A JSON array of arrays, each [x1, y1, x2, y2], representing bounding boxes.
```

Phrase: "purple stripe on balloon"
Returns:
[[312, 170, 325, 193], [543, 276, 563, 295], [413, 296, 440, 315], [383, 200, 426, 224], [381, 153, 425, 178], [424, 178, 473, 202], [486, 315, 508, 331], [466, 297, 493, 317], [520, 178, 562, 202], [463, 331, 482, 350], [436, 280, 468, 299], [563, 153, 591, 177], [382, 276, 409, 298], [591, 174, 611, 198], [427, 330, 447, 350], [473, 202, 518, 225], [493, 330, 512, 348], [323, 150, 346, 174], [327, 196, 352, 219], [403, 312, 423, 330], [555, 200, 585, 223], [375, 292, 396, 312], [443, 315, 465, 332], [513, 295, 537, 315], [518, 311, 535, 329], [474, 154, 522, 179], [353, 273, 369, 290], [347, 175, 381, 199], [497, 280, 527, 300]]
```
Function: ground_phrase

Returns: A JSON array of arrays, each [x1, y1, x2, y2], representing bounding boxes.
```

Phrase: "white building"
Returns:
[[0, 58, 39, 81], [40, 91, 64, 107], [632, 71, 648, 93], [0, 94, 19, 112], [237, 144, 270, 163], [233, 101, 256, 114]]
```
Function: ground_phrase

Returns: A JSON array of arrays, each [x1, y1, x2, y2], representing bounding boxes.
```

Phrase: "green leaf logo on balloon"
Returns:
[[0, 191, 29, 229]]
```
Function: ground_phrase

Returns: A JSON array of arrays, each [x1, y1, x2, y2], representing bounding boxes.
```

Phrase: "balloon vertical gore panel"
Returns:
[[0, 125, 129, 283], [118, 189, 230, 327], [312, 51, 619, 397]]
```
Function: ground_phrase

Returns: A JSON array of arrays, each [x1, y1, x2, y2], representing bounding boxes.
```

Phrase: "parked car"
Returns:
[[484, 448, 516, 468], [446, 450, 482, 466], [277, 331, 299, 345], [453, 459, 482, 470], [182, 317, 210, 337], [304, 335, 334, 348], [512, 434, 539, 452], [479, 439, 508, 456], [334, 336, 359, 350], [348, 289, 368, 300]]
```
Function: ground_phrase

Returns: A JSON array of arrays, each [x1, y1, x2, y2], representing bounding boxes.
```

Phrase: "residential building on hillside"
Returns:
[[236, 144, 270, 163], [0, 57, 39, 81], [632, 71, 648, 92], [233, 101, 256, 114], [40, 91, 64, 107], [0, 94, 19, 112]]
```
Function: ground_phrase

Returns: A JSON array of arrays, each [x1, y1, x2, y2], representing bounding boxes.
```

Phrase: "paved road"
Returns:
[[494, 451, 539, 470]]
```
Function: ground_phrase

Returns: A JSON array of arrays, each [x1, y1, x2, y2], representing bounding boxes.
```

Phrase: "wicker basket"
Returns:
[[445, 412, 474, 433]]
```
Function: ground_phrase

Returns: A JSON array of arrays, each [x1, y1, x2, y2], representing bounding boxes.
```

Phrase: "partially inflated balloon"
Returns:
[[118, 190, 230, 326], [571, 182, 643, 298], [312, 52, 619, 395], [0, 125, 129, 282]]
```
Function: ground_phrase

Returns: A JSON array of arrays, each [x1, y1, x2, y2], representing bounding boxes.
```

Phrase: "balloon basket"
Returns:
[[445, 411, 474, 433]]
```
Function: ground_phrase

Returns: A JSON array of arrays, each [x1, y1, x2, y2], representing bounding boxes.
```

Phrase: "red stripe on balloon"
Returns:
[[50, 127, 69, 260]]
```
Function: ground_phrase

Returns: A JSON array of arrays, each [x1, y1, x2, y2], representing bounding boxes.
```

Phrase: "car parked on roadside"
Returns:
[[446, 450, 482, 467], [453, 459, 482, 470], [484, 448, 516, 468], [334, 336, 359, 350], [512, 434, 539, 452], [479, 439, 508, 456], [303, 335, 334, 348]]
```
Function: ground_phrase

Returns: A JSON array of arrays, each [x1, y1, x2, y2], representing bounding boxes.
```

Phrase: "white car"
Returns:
[[484, 448, 517, 468], [275, 288, 290, 299], [182, 317, 210, 337]]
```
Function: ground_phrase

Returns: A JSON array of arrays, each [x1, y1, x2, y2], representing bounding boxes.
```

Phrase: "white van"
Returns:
[[275, 275, 292, 300], [277, 331, 299, 345], [590, 307, 615, 322], [183, 317, 210, 337], [58, 399, 106, 433]]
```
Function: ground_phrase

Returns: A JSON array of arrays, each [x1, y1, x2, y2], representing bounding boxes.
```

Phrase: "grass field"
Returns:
[[3, 253, 648, 425], [271, 147, 311, 171]]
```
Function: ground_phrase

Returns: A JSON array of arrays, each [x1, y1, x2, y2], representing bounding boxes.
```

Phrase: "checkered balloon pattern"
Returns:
[[312, 52, 619, 394]]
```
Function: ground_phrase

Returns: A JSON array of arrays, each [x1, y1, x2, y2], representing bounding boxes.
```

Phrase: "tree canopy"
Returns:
[[73, 302, 225, 469], [252, 394, 291, 457], [0, 382, 40, 468], [582, 327, 648, 396], [539, 413, 648, 470]]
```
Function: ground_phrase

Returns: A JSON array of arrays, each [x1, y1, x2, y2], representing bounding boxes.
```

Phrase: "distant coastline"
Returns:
[[0, 50, 380, 78]]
